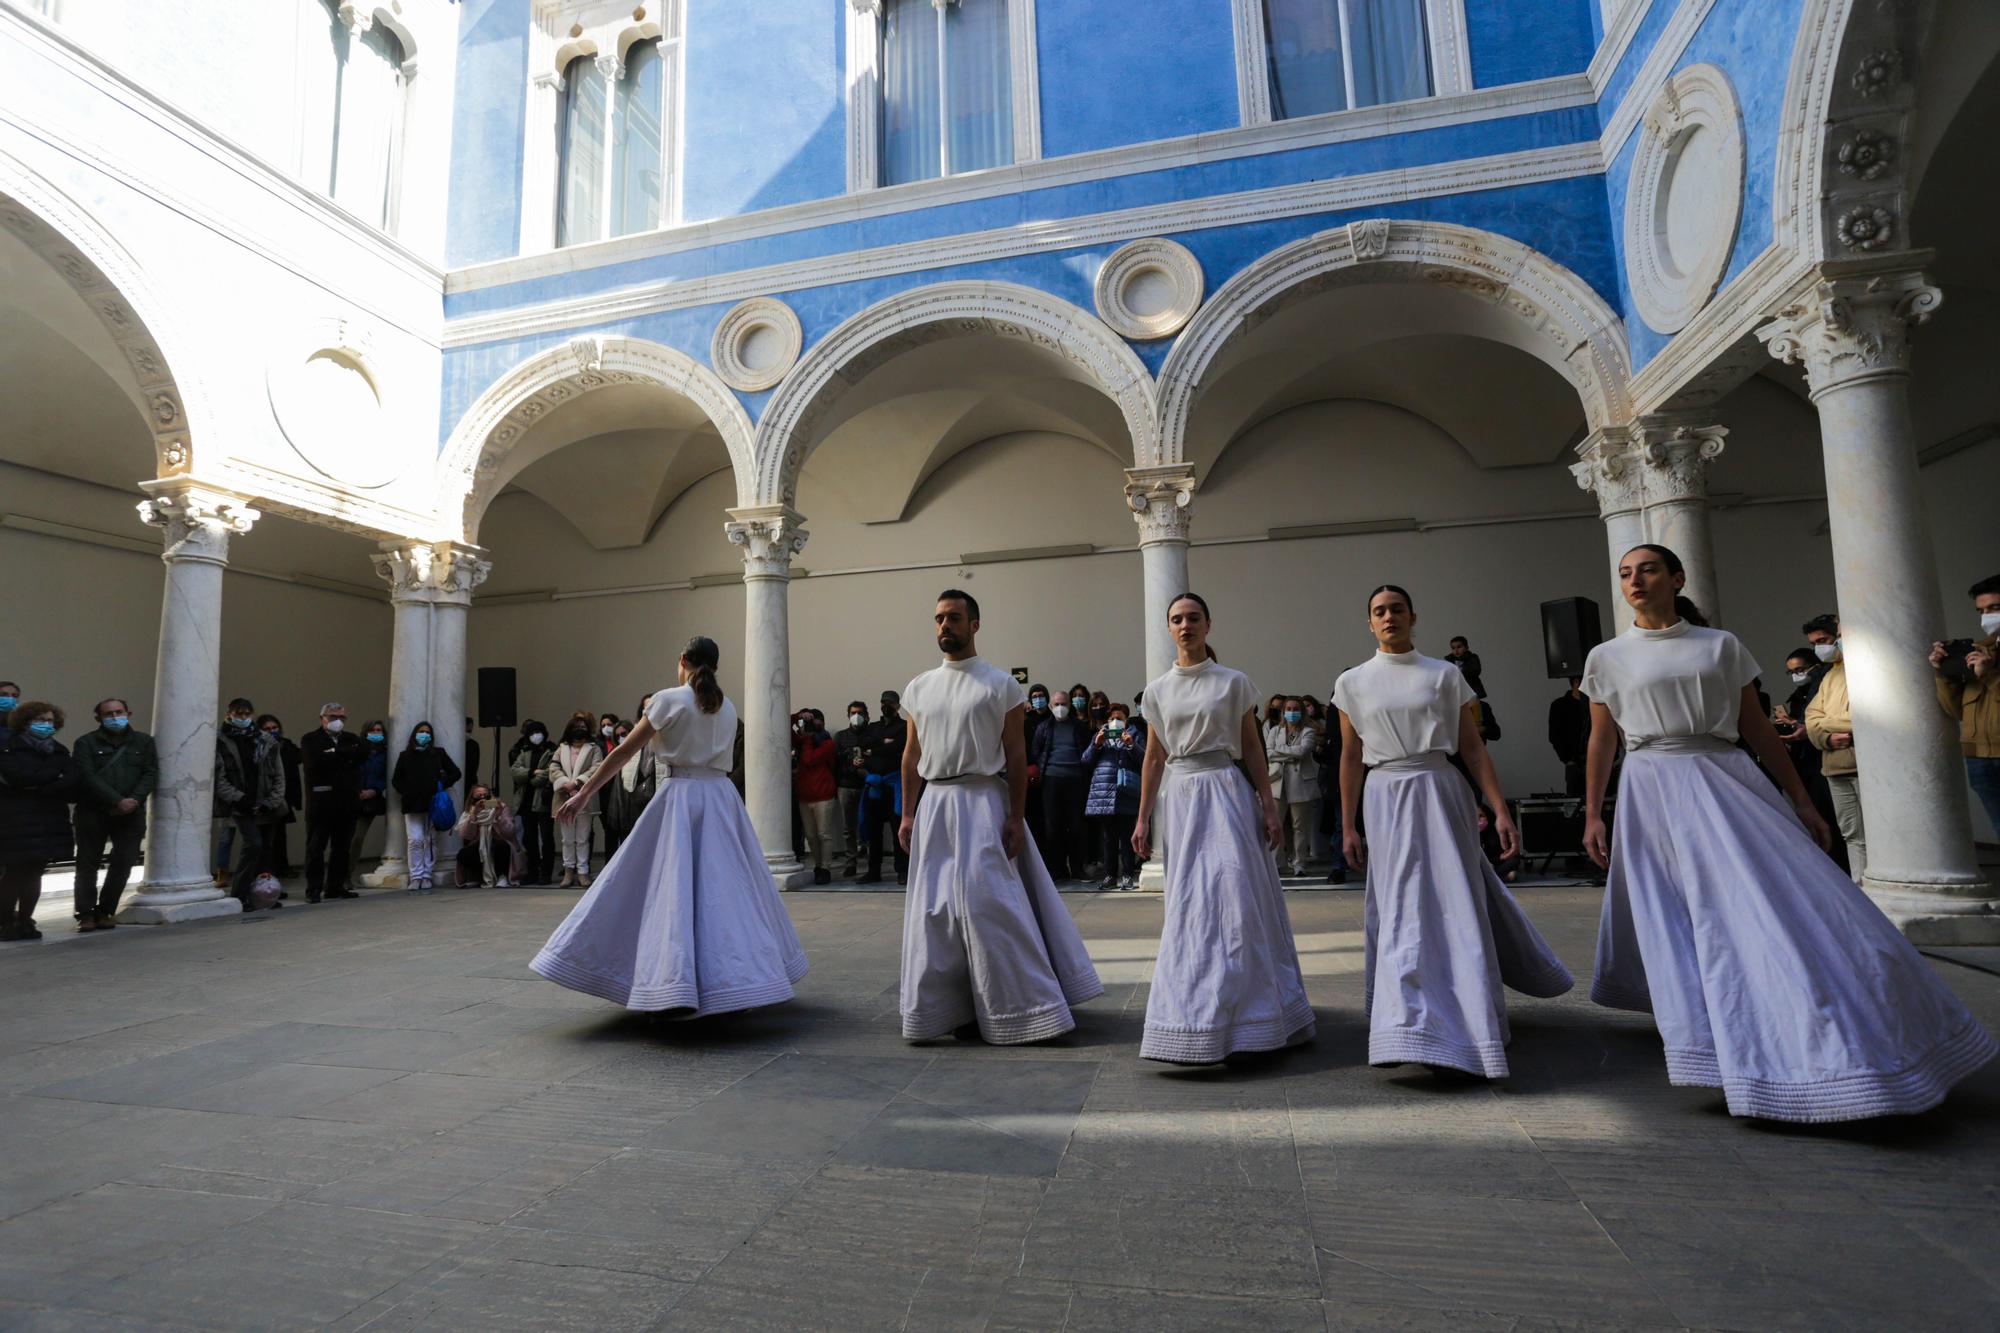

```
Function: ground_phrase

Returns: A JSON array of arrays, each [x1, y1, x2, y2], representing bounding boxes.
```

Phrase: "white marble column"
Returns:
[[1125, 465, 1198, 685], [1759, 261, 1996, 942], [365, 543, 437, 888], [1636, 416, 1727, 625], [726, 505, 811, 890], [427, 545, 490, 885], [121, 482, 258, 924], [1570, 426, 1646, 634]]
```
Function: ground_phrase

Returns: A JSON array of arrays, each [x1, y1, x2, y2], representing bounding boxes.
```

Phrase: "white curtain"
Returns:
[[557, 56, 608, 246], [880, 0, 942, 185], [945, 0, 1012, 174], [612, 40, 668, 237], [1262, 0, 1348, 119], [1348, 0, 1431, 107], [332, 21, 405, 228]]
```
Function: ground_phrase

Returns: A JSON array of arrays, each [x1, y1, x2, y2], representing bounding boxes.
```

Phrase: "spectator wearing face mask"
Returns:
[[254, 715, 301, 883], [597, 714, 621, 755], [69, 697, 157, 931], [300, 702, 365, 903], [351, 719, 391, 885], [1933, 573, 2000, 839], [1445, 637, 1487, 699], [1031, 688, 1093, 881], [0, 701, 83, 940], [545, 713, 602, 887], [510, 720, 557, 885], [834, 701, 869, 877], [1264, 697, 1321, 877], [1082, 703, 1144, 889], [454, 782, 524, 888], [215, 698, 287, 909], [1022, 684, 1051, 850], [212, 697, 255, 887], [793, 708, 839, 884], [1802, 614, 1863, 884], [0, 681, 19, 720], [857, 691, 909, 884], [391, 720, 461, 893]]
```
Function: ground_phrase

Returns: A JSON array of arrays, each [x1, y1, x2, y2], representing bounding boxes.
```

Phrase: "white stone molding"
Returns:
[[1007, 0, 1042, 166], [1155, 219, 1632, 470], [266, 315, 407, 490], [136, 481, 259, 566], [438, 334, 758, 542], [724, 504, 810, 579], [1586, 0, 1655, 95], [710, 297, 803, 392], [749, 280, 1158, 506], [0, 150, 207, 477], [448, 141, 1602, 347], [431, 543, 493, 605], [1124, 464, 1197, 545], [1094, 237, 1203, 341], [1569, 425, 1644, 520], [1635, 417, 1727, 502], [1624, 63, 1743, 334], [1598, 0, 1717, 162], [1756, 260, 1942, 398], [1231, 0, 1471, 128], [371, 541, 436, 604]]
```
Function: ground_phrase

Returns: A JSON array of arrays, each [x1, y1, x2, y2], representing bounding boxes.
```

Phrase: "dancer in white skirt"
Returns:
[[1334, 585, 1573, 1079], [1583, 544, 1995, 1121], [899, 590, 1103, 1042], [530, 636, 808, 1014], [1132, 593, 1315, 1063]]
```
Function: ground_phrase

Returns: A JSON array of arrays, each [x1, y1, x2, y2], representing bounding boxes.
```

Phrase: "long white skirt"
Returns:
[[530, 768, 808, 1014], [1363, 754, 1574, 1078], [1596, 743, 1996, 1122], [1143, 753, 1316, 1064], [901, 776, 1103, 1042]]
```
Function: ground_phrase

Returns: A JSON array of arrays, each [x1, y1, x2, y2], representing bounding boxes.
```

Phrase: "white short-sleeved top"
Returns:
[[1579, 621, 1759, 745], [901, 656, 1025, 780], [1141, 660, 1259, 760], [644, 684, 737, 769], [1332, 650, 1476, 766]]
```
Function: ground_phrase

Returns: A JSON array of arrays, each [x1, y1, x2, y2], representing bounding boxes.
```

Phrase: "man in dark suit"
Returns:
[[299, 701, 364, 902]]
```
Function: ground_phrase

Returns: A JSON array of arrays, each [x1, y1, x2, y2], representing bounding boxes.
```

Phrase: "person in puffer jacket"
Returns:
[[1081, 703, 1146, 890]]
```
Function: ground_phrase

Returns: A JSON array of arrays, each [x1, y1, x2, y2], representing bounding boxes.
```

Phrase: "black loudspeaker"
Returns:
[[477, 668, 518, 729], [1542, 597, 1603, 678]]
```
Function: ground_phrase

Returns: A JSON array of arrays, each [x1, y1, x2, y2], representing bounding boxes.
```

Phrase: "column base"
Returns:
[[362, 858, 408, 890], [1864, 876, 2000, 945], [766, 854, 812, 892], [1136, 859, 1165, 893], [118, 882, 244, 926]]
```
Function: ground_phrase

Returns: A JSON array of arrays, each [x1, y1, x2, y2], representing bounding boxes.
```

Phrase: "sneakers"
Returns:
[[415, 878, 434, 894], [1097, 877, 1117, 891], [1118, 875, 1138, 891], [494, 876, 510, 888]]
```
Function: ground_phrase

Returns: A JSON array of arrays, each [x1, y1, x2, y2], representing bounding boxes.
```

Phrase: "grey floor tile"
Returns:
[[305, 1137, 616, 1222], [1021, 1179, 1320, 1298], [165, 1061, 409, 1117], [833, 1094, 1068, 1176], [743, 1163, 1043, 1268], [0, 1184, 280, 1307], [300, 1072, 547, 1131], [333, 1229, 691, 1331], [642, 1054, 924, 1162]]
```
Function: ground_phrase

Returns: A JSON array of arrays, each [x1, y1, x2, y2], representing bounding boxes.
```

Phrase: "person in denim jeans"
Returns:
[[1933, 573, 2000, 840]]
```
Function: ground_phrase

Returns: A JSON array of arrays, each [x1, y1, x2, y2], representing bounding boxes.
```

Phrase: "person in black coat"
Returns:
[[390, 720, 462, 893], [1548, 677, 1592, 797], [299, 703, 365, 902], [0, 702, 83, 941]]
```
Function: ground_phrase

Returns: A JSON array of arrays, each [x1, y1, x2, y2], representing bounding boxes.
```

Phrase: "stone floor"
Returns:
[[3, 882, 1998, 1332]]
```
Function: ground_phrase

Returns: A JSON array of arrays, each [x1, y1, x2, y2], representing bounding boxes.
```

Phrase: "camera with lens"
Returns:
[[1936, 638, 1977, 682]]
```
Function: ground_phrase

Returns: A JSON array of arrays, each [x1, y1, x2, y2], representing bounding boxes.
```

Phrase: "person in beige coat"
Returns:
[[1802, 615, 1862, 884], [1264, 696, 1321, 876], [544, 713, 603, 887]]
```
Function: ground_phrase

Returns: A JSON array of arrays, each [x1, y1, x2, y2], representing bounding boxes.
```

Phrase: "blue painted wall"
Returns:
[[1037, 0, 1240, 158], [1467, 0, 1597, 87], [680, 0, 846, 221], [445, 0, 531, 267]]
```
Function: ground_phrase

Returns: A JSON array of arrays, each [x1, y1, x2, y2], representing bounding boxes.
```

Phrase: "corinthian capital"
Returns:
[[1124, 464, 1197, 545], [1635, 416, 1727, 505], [1568, 426, 1644, 519], [1757, 261, 1942, 396], [431, 544, 493, 605], [136, 481, 258, 566], [372, 542, 436, 603], [725, 506, 810, 579]]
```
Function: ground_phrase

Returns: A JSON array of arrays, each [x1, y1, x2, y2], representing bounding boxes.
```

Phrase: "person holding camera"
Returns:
[[1081, 702, 1144, 889], [1933, 573, 2000, 839], [1802, 614, 1864, 884]]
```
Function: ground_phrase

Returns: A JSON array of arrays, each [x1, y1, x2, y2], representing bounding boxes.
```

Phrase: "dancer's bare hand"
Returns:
[[897, 814, 914, 854], [1793, 795, 1832, 851], [1583, 816, 1609, 869], [556, 791, 590, 824], [1001, 816, 1025, 859], [1263, 798, 1283, 852], [1493, 811, 1521, 862], [1131, 819, 1151, 861], [1343, 827, 1366, 872]]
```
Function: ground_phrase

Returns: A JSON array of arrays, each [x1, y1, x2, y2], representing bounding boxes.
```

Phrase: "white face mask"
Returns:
[[1814, 642, 1841, 663], [529, 731, 546, 745], [601, 725, 614, 736], [325, 718, 344, 733], [1789, 670, 1811, 684], [1107, 719, 1125, 733], [849, 714, 865, 728], [1050, 704, 1070, 720], [1981, 611, 2000, 637]]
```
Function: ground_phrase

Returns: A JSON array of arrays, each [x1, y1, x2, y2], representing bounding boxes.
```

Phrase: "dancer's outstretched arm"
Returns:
[[1130, 728, 1167, 860], [556, 718, 657, 823]]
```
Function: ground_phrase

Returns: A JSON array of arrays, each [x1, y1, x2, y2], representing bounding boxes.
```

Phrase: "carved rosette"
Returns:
[[137, 486, 258, 566], [725, 507, 810, 580], [1124, 465, 1197, 545], [1636, 420, 1728, 505], [1569, 427, 1644, 519], [1757, 267, 1942, 396]]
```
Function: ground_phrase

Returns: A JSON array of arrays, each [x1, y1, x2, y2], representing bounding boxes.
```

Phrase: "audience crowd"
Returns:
[[2, 571, 1994, 939]]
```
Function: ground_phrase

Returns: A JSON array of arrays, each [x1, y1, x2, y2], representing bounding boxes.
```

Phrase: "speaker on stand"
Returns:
[[1541, 597, 1603, 679], [478, 667, 517, 791]]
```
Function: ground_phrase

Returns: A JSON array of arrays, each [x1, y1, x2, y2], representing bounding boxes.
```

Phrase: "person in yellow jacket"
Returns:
[[1802, 615, 1863, 884], [1933, 574, 2000, 841]]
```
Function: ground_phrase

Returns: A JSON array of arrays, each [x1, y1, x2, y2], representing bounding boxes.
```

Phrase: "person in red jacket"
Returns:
[[793, 709, 839, 885]]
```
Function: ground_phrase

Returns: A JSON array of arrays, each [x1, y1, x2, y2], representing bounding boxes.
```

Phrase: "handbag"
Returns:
[[1114, 765, 1140, 792], [429, 780, 457, 831]]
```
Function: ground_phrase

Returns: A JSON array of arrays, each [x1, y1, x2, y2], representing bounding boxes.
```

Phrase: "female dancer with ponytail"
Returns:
[[1582, 545, 1993, 1120], [1132, 593, 1315, 1063], [531, 636, 808, 1014], [1333, 585, 1572, 1079]]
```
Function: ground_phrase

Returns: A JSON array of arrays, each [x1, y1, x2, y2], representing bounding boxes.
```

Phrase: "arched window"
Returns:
[[295, 0, 411, 232], [879, 0, 1013, 186], [554, 35, 676, 248]]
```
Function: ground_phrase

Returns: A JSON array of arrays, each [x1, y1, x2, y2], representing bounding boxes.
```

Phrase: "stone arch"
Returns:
[[1153, 219, 1630, 468], [437, 334, 757, 543], [750, 281, 1159, 507], [0, 149, 210, 479]]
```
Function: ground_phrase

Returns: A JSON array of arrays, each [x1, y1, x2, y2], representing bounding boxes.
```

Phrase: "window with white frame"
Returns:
[[1232, 0, 1469, 126], [295, 0, 413, 233], [553, 30, 679, 246]]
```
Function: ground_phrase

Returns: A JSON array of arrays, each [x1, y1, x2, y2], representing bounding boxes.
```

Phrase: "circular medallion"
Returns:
[[1094, 237, 1203, 341], [711, 297, 803, 392], [1625, 64, 1744, 334]]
